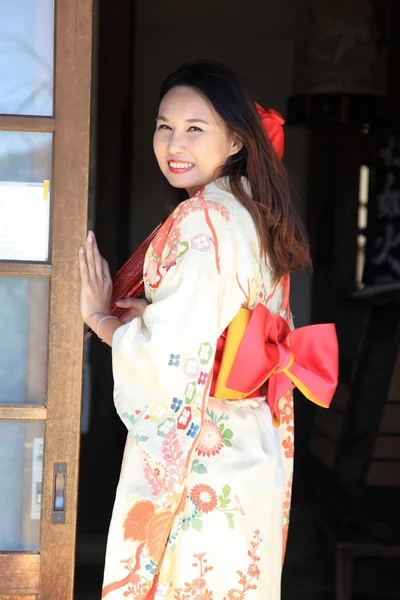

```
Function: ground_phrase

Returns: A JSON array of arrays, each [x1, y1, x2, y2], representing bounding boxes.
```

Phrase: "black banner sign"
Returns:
[[363, 133, 400, 285]]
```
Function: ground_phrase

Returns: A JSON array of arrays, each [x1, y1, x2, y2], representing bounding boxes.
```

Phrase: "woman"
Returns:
[[79, 60, 337, 600]]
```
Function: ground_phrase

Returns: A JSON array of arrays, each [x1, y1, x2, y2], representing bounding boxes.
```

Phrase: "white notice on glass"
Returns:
[[0, 181, 50, 261], [31, 437, 44, 521]]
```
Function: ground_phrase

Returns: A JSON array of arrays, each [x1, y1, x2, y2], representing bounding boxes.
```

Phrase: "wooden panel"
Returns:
[[38, 1, 92, 599], [380, 404, 400, 434], [309, 431, 336, 469], [388, 347, 400, 400], [26, 279, 49, 405], [0, 596, 37, 600], [0, 264, 51, 278], [331, 382, 350, 411], [373, 436, 400, 459], [0, 406, 46, 420], [0, 115, 55, 132], [0, 554, 39, 593], [367, 461, 400, 487], [313, 408, 343, 442]]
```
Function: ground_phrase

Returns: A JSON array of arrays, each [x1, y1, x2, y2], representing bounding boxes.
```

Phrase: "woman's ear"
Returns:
[[229, 133, 244, 157]]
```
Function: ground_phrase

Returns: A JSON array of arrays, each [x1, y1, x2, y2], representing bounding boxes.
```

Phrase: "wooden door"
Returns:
[[0, 1, 92, 598]]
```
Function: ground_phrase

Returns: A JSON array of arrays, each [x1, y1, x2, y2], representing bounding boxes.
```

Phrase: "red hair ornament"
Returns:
[[255, 103, 285, 159]]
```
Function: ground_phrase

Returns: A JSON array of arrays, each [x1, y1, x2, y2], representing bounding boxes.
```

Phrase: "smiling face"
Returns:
[[153, 86, 242, 197]]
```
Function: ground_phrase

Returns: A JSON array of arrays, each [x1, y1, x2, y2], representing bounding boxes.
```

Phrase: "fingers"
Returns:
[[115, 298, 136, 307], [86, 231, 96, 280], [120, 314, 131, 324], [78, 232, 113, 323], [102, 257, 111, 280], [86, 231, 108, 281], [78, 246, 89, 284], [115, 298, 147, 308], [115, 298, 149, 322], [119, 307, 140, 324], [91, 231, 103, 278]]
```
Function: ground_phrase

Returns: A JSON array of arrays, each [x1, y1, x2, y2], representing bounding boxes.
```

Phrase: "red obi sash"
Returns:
[[210, 319, 264, 400], [108, 226, 338, 426], [211, 305, 338, 426]]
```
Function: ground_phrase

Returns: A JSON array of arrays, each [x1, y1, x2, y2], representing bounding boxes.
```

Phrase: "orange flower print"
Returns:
[[192, 577, 206, 591], [282, 436, 294, 459], [227, 590, 245, 600], [247, 564, 260, 578], [282, 472, 293, 527], [287, 424, 294, 434], [280, 274, 290, 314], [174, 553, 214, 599], [145, 259, 162, 289], [280, 393, 294, 425], [196, 419, 224, 457], [223, 530, 262, 598], [151, 220, 171, 256], [174, 531, 262, 600], [190, 484, 218, 513], [197, 590, 213, 600]]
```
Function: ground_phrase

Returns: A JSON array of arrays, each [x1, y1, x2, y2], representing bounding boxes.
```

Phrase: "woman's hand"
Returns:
[[79, 231, 113, 330], [115, 297, 150, 323]]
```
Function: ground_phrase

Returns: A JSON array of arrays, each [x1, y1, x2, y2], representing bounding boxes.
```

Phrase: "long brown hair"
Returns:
[[159, 60, 311, 282]]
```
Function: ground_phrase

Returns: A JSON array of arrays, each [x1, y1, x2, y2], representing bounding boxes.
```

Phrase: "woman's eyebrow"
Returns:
[[155, 115, 209, 125], [186, 118, 209, 125]]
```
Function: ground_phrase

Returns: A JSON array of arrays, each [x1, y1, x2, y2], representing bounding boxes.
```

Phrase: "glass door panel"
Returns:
[[0, 420, 45, 550], [0, 0, 54, 116], [0, 1, 92, 596], [0, 277, 49, 405], [0, 131, 52, 261]]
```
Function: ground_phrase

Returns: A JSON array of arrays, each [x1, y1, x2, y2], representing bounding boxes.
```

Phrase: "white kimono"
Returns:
[[101, 179, 294, 600]]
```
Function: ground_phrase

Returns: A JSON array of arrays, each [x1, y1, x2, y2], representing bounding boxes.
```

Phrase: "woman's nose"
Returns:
[[167, 131, 185, 154]]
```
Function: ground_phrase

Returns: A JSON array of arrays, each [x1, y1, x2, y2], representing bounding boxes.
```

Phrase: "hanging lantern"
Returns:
[[288, 0, 390, 125]]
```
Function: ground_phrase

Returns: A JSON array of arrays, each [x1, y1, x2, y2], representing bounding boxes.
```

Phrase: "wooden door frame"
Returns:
[[40, 1, 92, 598], [0, 1, 93, 598]]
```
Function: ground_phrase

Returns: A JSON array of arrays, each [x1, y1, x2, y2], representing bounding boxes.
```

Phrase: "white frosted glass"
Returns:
[[0, 131, 52, 261], [0, 278, 49, 405], [0, 421, 44, 550]]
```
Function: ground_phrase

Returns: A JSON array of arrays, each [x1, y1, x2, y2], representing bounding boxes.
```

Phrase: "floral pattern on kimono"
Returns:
[[102, 180, 294, 600]]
